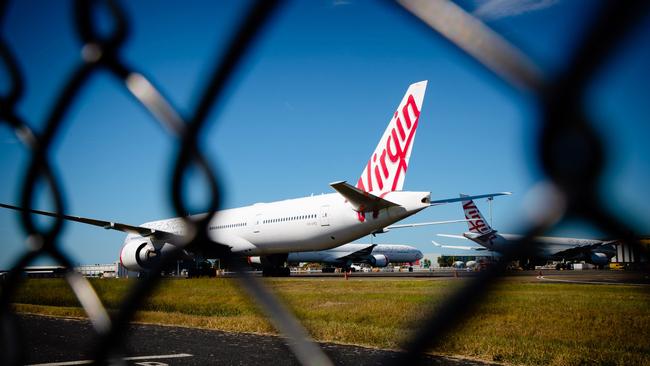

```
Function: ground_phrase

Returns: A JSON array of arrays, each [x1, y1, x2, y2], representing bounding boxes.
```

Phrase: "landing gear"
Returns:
[[260, 254, 291, 277]]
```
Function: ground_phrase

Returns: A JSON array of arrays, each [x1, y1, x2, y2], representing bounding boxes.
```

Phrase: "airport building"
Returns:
[[74, 262, 130, 278], [425, 241, 649, 270], [419, 253, 440, 268], [611, 241, 649, 265]]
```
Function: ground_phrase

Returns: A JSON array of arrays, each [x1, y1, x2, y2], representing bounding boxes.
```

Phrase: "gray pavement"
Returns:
[[289, 269, 650, 285]]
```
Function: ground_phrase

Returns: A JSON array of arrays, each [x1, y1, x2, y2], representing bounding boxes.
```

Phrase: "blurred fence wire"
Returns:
[[1, 0, 648, 365]]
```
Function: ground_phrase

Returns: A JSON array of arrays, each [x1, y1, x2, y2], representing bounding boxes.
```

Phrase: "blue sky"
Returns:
[[1, 0, 649, 268]]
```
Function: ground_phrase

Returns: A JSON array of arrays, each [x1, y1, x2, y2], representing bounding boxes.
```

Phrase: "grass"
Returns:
[[10, 276, 650, 365]]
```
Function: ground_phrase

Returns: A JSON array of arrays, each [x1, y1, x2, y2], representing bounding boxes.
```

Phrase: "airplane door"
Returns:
[[319, 205, 330, 227], [253, 214, 262, 233]]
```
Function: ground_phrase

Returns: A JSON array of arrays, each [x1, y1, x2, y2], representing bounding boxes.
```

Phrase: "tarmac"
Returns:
[[535, 270, 650, 285], [281, 268, 650, 285]]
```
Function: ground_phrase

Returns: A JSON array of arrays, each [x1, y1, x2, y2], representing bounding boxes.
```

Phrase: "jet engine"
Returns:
[[120, 239, 159, 272], [369, 254, 389, 267], [466, 260, 479, 271]]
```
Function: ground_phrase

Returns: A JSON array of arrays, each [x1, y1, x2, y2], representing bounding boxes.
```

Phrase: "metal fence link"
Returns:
[[396, 0, 544, 93], [1, 1, 114, 363], [1, 0, 331, 364], [1, 0, 649, 365], [390, 1, 650, 363]]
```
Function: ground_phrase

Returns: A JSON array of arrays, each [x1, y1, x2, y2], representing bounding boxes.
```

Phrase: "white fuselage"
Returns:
[[287, 243, 423, 265], [124, 190, 430, 257]]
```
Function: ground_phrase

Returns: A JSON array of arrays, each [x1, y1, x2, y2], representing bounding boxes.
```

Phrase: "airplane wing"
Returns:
[[0, 203, 184, 244], [330, 181, 399, 212], [550, 241, 614, 258], [429, 192, 511, 206], [371, 219, 471, 235], [432, 240, 488, 251], [335, 244, 377, 261]]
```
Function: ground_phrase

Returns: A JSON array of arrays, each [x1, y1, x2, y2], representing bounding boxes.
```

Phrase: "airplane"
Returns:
[[1, 81, 509, 276], [450, 260, 479, 271], [433, 194, 618, 269], [431, 253, 481, 271], [249, 243, 423, 272]]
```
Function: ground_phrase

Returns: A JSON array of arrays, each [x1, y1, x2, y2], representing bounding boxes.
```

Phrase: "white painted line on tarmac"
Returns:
[[537, 275, 648, 286], [27, 353, 193, 366]]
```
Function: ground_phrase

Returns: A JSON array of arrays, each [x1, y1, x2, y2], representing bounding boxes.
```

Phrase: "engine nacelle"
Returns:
[[120, 239, 158, 272], [369, 254, 389, 267], [590, 252, 609, 265], [466, 260, 479, 270], [452, 261, 466, 269]]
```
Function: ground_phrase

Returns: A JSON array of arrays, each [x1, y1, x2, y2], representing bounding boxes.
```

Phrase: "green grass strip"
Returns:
[[11, 277, 650, 365]]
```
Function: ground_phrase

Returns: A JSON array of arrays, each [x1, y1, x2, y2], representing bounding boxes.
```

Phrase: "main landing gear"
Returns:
[[261, 254, 291, 277]]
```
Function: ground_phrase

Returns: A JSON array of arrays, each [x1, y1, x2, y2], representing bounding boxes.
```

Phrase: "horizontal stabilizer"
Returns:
[[432, 240, 487, 251], [464, 231, 497, 240], [437, 234, 469, 240], [386, 219, 472, 230], [330, 181, 399, 212], [429, 192, 511, 206]]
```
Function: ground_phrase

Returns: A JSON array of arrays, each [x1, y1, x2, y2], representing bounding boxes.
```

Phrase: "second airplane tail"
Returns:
[[460, 194, 495, 236], [356, 80, 428, 195]]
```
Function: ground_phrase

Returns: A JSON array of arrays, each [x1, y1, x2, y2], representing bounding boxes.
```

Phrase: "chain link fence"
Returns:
[[1, 0, 648, 365]]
